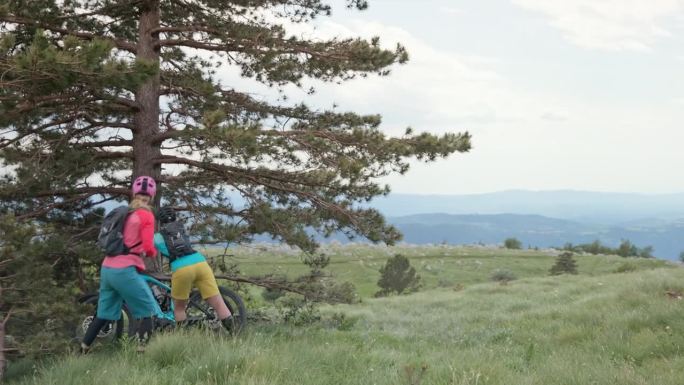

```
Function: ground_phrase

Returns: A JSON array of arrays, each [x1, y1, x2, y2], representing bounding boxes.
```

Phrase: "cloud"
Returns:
[[540, 112, 569, 122], [511, 0, 684, 51], [439, 6, 462, 15], [267, 19, 559, 133], [211, 13, 684, 194]]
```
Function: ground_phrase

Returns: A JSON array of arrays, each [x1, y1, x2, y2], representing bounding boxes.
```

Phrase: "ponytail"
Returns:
[[129, 194, 153, 212]]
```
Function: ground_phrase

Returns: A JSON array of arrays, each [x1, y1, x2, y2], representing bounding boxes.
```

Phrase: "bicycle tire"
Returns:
[[187, 286, 247, 334], [76, 295, 130, 343]]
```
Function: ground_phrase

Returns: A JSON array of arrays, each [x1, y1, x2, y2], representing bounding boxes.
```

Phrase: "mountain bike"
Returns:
[[75, 273, 246, 342]]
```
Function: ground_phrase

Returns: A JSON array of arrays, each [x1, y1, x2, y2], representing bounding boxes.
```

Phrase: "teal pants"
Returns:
[[96, 266, 159, 320]]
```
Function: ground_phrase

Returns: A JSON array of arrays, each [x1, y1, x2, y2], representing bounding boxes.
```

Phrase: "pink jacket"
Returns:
[[102, 208, 157, 271]]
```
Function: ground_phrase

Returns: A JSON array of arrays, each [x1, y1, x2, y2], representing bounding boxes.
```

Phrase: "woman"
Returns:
[[155, 206, 235, 333], [81, 176, 160, 352]]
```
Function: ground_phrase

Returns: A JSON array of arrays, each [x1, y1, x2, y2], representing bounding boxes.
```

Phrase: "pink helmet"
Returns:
[[132, 175, 156, 198]]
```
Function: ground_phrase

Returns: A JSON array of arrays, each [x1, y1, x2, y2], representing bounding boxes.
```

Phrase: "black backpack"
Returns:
[[97, 206, 141, 257], [159, 220, 195, 261]]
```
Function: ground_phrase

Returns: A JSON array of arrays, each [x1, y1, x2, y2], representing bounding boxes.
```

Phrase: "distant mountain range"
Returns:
[[386, 213, 684, 260], [371, 191, 684, 260], [371, 190, 684, 225]]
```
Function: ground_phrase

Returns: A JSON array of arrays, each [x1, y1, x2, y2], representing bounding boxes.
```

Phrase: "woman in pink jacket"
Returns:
[[80, 176, 160, 353]]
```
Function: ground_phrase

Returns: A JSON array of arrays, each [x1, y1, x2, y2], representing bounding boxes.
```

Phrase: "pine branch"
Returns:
[[157, 37, 350, 61], [213, 274, 344, 303], [0, 115, 84, 149], [151, 25, 220, 35], [0, 16, 138, 53], [76, 140, 134, 148], [155, 156, 363, 230], [54, 1, 145, 20], [93, 151, 135, 160], [151, 129, 183, 143], [32, 187, 129, 198], [14, 194, 91, 220], [154, 155, 330, 190]]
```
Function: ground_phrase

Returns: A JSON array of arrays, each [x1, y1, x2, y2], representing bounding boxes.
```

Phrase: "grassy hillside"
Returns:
[[7, 246, 684, 385], [221, 244, 670, 298]]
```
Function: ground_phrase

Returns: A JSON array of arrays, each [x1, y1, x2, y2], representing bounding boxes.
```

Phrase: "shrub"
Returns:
[[504, 238, 522, 250], [614, 262, 638, 273], [275, 294, 321, 326], [638, 246, 654, 259], [375, 254, 422, 297], [549, 252, 578, 275], [560, 239, 654, 258], [322, 281, 359, 304], [328, 312, 358, 331], [0, 216, 92, 360], [680, 251, 684, 263], [617, 240, 639, 258], [261, 287, 286, 303], [490, 269, 517, 283]]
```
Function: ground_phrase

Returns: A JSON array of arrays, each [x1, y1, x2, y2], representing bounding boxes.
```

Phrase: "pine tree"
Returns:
[[549, 252, 578, 275], [375, 254, 421, 296], [0, 0, 470, 254], [0, 1, 470, 359], [0, 215, 94, 365]]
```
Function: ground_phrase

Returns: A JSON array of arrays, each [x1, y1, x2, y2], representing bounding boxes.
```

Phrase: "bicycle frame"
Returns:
[[141, 274, 225, 327], [140, 274, 176, 323]]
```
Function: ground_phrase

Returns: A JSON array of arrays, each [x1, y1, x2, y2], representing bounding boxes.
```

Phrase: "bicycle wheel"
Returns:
[[186, 286, 247, 334], [75, 295, 130, 343]]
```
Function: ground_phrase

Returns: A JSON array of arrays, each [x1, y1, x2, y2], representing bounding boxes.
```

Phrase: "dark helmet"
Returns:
[[157, 206, 176, 223]]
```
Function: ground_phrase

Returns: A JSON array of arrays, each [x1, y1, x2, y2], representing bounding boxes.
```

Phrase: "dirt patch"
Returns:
[[665, 289, 683, 300]]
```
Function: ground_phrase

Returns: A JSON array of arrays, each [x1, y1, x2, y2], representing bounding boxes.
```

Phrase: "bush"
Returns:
[[261, 287, 286, 303], [617, 240, 639, 258], [375, 254, 422, 297], [322, 281, 359, 304], [679, 251, 684, 263], [275, 294, 321, 326], [560, 239, 653, 258], [614, 262, 638, 273], [638, 246, 654, 259], [549, 252, 578, 275], [327, 312, 358, 331], [490, 269, 517, 283], [504, 238, 522, 250], [0, 216, 94, 359]]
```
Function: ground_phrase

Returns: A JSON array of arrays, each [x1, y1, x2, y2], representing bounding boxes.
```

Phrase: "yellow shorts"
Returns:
[[171, 262, 220, 300]]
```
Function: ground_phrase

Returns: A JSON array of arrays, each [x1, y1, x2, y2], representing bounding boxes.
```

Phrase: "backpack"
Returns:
[[97, 206, 141, 257], [159, 220, 195, 261]]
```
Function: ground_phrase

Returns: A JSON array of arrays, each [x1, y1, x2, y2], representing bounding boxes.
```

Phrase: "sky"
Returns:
[[219, 0, 684, 195]]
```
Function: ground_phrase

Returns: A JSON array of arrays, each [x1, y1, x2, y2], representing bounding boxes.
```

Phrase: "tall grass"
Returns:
[[7, 247, 683, 384], [220, 244, 670, 298]]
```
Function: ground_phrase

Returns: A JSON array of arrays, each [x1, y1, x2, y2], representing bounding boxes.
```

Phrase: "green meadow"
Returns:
[[7, 245, 684, 385]]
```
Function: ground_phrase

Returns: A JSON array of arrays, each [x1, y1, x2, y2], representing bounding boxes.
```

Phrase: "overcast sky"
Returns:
[[221, 0, 684, 195]]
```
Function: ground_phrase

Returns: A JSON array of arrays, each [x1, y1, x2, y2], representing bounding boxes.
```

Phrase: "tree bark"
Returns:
[[134, 1, 163, 272], [0, 285, 9, 383], [0, 315, 6, 381]]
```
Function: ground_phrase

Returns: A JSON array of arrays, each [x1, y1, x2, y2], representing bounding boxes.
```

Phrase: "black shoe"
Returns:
[[155, 318, 174, 330], [80, 343, 91, 355], [221, 316, 236, 335], [174, 319, 189, 330]]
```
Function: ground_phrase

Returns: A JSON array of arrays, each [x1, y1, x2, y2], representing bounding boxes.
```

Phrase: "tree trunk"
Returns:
[[0, 313, 8, 382], [135, 0, 162, 272]]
